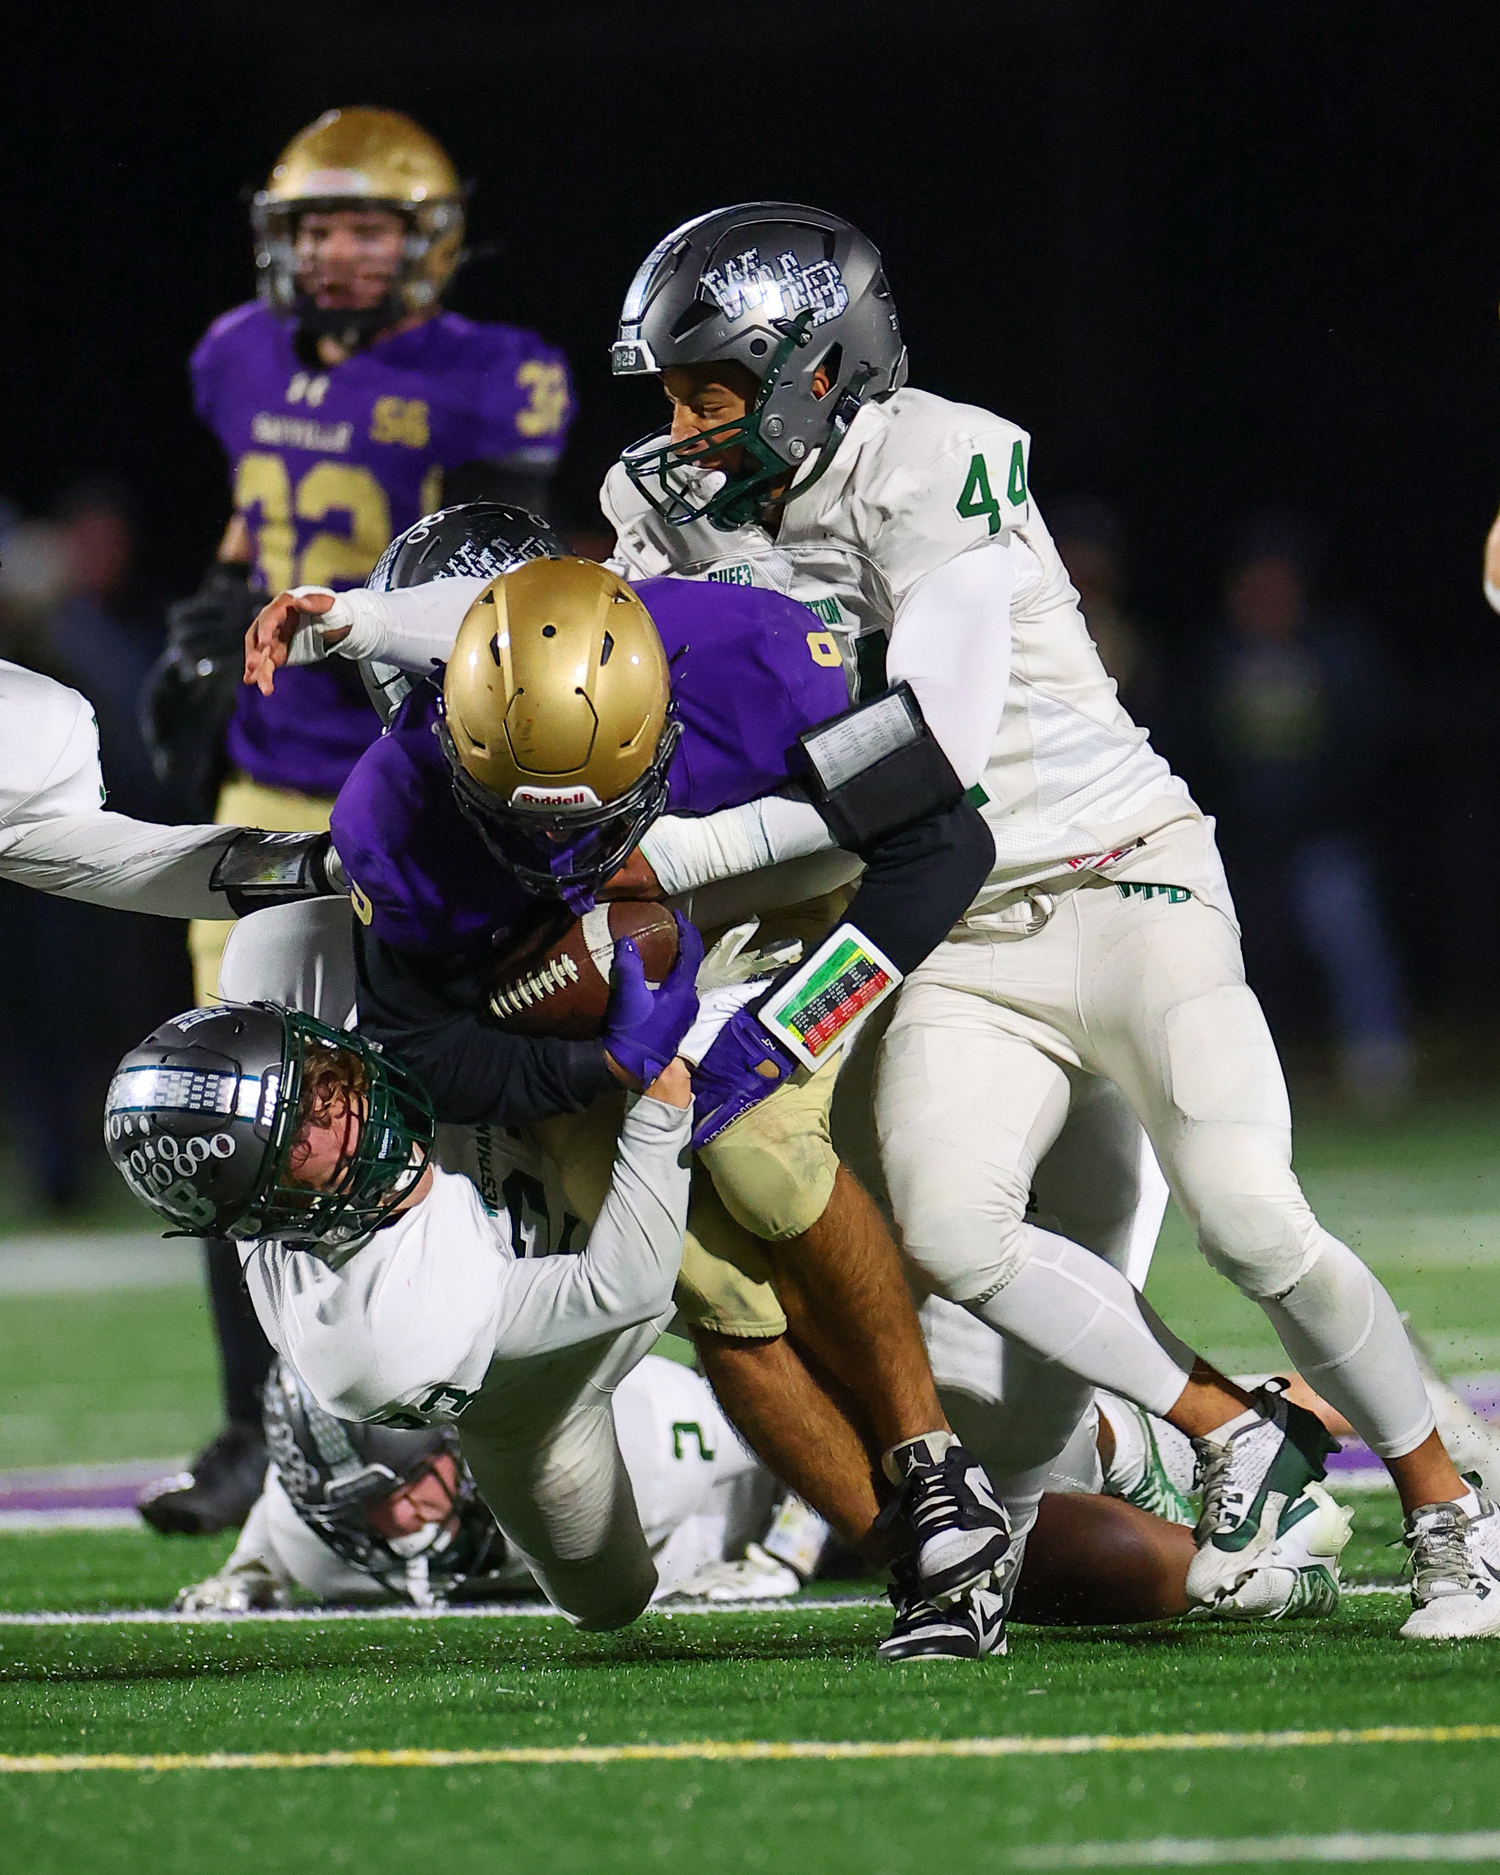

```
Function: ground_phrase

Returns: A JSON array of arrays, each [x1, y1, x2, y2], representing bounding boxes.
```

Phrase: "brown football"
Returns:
[[487, 901, 680, 1038]]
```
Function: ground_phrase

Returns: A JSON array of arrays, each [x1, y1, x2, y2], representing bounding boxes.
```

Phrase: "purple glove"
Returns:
[[689, 1002, 796, 1151], [603, 913, 704, 1088]]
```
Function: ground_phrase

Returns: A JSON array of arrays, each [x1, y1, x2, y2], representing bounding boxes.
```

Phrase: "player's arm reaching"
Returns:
[[484, 1062, 694, 1358], [0, 664, 347, 920]]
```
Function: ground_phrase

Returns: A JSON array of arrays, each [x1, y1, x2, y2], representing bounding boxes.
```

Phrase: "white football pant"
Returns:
[[875, 852, 1434, 1462]]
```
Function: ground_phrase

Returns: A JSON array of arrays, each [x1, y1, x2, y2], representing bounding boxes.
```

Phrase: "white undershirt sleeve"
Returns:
[[885, 539, 1016, 788], [639, 790, 835, 897], [287, 575, 494, 672], [0, 814, 238, 918], [487, 1094, 692, 1361]]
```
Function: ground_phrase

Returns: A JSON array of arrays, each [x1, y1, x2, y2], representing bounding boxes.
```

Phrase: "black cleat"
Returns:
[[877, 1564, 1009, 1663], [884, 1436, 1012, 1603], [137, 1421, 268, 1536]]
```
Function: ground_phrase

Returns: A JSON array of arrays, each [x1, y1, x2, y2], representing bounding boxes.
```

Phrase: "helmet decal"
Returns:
[[700, 247, 850, 328]]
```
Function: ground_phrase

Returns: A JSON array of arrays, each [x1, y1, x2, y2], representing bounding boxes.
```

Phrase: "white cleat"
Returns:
[[661, 1543, 802, 1604], [1400, 1491, 1500, 1640], [1185, 1382, 1339, 1608], [1210, 1482, 1352, 1620]]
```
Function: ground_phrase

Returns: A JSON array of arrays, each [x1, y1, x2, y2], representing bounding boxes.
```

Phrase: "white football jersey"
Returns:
[[0, 659, 234, 914], [602, 389, 1211, 909], [0, 660, 106, 826], [241, 1097, 692, 1427]]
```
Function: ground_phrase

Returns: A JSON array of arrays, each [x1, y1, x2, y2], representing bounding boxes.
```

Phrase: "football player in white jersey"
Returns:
[[242, 534, 1352, 1655], [587, 203, 1498, 1644], [103, 947, 716, 1631], [0, 659, 347, 918], [175, 1353, 782, 1612]]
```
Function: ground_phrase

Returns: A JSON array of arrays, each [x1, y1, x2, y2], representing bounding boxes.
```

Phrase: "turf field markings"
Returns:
[[4, 1724, 1500, 1775], [0, 1596, 882, 1626], [1008, 1831, 1500, 1866], [0, 1587, 1414, 1626]]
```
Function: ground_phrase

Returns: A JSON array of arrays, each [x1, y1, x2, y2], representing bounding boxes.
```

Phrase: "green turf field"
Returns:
[[2, 1093, 1499, 1870]]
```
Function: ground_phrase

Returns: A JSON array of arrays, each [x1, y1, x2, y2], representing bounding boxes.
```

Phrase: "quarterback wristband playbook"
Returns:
[[797, 682, 966, 850], [756, 922, 902, 1070], [210, 831, 350, 917]]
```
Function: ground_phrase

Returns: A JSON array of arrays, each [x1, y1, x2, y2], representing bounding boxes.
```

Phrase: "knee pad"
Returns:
[[699, 1069, 839, 1242], [562, 1557, 657, 1631], [900, 1175, 1032, 1303], [1194, 1190, 1323, 1299]]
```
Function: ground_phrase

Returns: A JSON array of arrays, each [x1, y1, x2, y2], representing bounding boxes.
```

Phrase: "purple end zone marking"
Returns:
[[0, 1462, 181, 1517]]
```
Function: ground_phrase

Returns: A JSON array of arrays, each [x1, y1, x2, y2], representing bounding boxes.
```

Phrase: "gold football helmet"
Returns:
[[438, 560, 680, 899], [251, 107, 464, 335]]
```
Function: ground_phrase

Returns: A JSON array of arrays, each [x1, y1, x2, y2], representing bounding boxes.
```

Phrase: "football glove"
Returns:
[[601, 914, 704, 1088], [688, 1000, 796, 1152]]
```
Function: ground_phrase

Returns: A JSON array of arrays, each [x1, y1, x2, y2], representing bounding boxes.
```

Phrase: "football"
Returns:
[[487, 900, 680, 1038]]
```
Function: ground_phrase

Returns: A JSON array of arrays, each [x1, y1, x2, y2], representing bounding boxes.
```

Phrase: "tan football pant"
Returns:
[[530, 889, 855, 1340], [188, 774, 337, 1005]]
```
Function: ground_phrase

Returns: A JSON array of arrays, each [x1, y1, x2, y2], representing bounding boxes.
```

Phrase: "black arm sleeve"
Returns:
[[354, 924, 615, 1126], [839, 798, 994, 976]]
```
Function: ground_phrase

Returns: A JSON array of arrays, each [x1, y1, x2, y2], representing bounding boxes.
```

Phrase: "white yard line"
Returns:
[[0, 1594, 881, 1626], [2, 1724, 1498, 1775], [1009, 1832, 1500, 1867], [0, 1586, 1413, 1625]]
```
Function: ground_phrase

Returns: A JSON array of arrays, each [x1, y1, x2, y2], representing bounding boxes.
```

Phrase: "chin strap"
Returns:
[[209, 830, 349, 917]]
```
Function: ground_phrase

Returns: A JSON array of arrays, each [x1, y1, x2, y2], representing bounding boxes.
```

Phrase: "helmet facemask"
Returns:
[[437, 706, 682, 909], [620, 318, 822, 531], [239, 1012, 435, 1258], [613, 204, 907, 531]]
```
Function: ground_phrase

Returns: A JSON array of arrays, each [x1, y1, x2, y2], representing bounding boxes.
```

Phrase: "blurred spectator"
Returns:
[[0, 479, 190, 1210], [1203, 516, 1413, 1112], [1051, 496, 1161, 726]]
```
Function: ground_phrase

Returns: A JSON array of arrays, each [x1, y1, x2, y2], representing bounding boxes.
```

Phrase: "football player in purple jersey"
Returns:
[[137, 108, 575, 1539]]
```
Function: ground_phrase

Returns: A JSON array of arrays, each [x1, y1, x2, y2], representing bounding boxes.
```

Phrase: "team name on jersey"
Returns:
[[251, 412, 353, 452]]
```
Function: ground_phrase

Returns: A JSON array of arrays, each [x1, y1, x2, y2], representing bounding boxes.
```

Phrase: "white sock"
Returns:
[[1096, 1392, 1150, 1496], [1257, 1233, 1435, 1460], [972, 1226, 1194, 1418]]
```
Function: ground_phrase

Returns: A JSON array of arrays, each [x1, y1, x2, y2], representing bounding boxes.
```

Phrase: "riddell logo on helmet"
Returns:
[[701, 248, 850, 328], [510, 784, 601, 808]]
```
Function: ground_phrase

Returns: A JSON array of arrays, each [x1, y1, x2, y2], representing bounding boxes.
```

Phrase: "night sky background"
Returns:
[[6, 0, 1500, 1018]]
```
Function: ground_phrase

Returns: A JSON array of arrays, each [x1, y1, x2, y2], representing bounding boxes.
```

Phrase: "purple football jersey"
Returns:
[[331, 577, 848, 958], [193, 301, 574, 797]]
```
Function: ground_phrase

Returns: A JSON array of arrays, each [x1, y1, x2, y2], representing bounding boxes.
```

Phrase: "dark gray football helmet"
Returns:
[[263, 1359, 507, 1600], [613, 203, 907, 530], [104, 1004, 434, 1256], [360, 501, 568, 724]]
